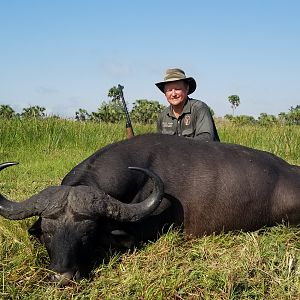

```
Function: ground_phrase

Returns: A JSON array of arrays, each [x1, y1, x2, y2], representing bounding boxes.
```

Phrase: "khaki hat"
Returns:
[[155, 68, 197, 95]]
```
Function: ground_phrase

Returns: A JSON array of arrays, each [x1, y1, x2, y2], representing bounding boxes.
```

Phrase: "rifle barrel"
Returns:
[[118, 84, 134, 138]]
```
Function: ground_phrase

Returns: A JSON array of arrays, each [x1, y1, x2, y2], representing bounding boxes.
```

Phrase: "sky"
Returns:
[[0, 0, 299, 118]]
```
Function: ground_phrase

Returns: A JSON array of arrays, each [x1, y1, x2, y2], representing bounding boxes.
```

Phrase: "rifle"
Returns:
[[118, 84, 134, 138]]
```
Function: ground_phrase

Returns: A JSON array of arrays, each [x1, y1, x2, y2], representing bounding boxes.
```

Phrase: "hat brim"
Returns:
[[155, 77, 196, 95]]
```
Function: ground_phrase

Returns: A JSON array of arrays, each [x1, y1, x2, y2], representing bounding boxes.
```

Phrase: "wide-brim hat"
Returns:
[[155, 68, 197, 95]]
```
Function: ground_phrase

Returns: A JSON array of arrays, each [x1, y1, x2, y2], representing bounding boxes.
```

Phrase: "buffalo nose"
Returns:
[[49, 271, 74, 285]]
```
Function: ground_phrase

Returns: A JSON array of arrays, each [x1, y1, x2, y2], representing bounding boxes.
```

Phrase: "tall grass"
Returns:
[[2, 119, 299, 164], [0, 118, 300, 299], [0, 119, 154, 198], [219, 123, 300, 165]]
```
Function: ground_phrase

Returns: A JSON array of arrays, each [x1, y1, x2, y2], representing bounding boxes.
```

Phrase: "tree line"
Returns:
[[0, 86, 165, 124], [1, 88, 299, 125], [224, 105, 300, 126]]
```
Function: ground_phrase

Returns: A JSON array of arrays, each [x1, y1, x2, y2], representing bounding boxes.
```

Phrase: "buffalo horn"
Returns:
[[0, 162, 19, 171], [0, 162, 69, 220], [94, 167, 164, 222]]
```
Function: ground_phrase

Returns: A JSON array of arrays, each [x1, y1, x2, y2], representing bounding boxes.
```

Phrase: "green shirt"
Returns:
[[157, 98, 220, 141]]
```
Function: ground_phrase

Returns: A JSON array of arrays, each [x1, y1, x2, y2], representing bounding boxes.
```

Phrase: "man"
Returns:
[[156, 68, 220, 141]]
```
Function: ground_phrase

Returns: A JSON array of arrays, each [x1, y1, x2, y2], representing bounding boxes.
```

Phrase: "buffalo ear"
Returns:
[[28, 217, 42, 239]]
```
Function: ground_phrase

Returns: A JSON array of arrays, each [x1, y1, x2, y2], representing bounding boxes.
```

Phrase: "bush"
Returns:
[[131, 99, 165, 124]]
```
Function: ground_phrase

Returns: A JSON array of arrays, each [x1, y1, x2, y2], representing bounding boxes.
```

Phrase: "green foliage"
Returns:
[[75, 108, 91, 122], [258, 113, 277, 126], [130, 99, 165, 124], [0, 104, 17, 119], [94, 85, 166, 124], [21, 105, 46, 119], [225, 114, 256, 125], [90, 86, 125, 123], [78, 87, 165, 124], [224, 114, 233, 121], [288, 105, 300, 124], [93, 100, 125, 123], [224, 106, 300, 126], [228, 95, 240, 116], [107, 86, 121, 102], [280, 105, 300, 125], [224, 114, 253, 125], [1, 86, 298, 129]]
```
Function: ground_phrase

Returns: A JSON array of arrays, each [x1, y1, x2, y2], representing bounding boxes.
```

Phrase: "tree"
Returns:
[[228, 95, 240, 116], [131, 100, 165, 124], [0, 104, 16, 118], [107, 86, 121, 103], [278, 112, 288, 125], [21, 105, 46, 118], [94, 101, 125, 123], [75, 108, 91, 122], [287, 105, 300, 125], [92, 86, 127, 123], [232, 115, 256, 125], [276, 106, 300, 125], [257, 113, 277, 126]]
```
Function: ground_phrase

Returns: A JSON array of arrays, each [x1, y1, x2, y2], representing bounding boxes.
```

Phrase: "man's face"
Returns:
[[164, 80, 189, 108]]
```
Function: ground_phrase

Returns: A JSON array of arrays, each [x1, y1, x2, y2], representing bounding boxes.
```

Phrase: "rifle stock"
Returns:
[[126, 126, 134, 138], [118, 84, 134, 138]]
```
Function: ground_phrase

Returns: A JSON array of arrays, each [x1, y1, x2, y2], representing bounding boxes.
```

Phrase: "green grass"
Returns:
[[1, 118, 300, 299], [218, 123, 300, 165]]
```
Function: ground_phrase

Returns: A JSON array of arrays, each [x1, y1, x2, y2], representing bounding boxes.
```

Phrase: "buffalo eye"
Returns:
[[28, 218, 42, 238]]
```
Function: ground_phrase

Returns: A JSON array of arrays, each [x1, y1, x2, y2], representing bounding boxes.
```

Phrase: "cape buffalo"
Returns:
[[0, 133, 300, 284]]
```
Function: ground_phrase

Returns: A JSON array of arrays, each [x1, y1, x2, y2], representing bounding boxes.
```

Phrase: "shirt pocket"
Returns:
[[161, 121, 176, 135], [162, 127, 176, 135]]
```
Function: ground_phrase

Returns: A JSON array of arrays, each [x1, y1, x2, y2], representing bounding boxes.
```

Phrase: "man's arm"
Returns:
[[193, 105, 220, 141]]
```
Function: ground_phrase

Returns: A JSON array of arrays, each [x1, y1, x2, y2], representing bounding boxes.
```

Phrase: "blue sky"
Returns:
[[0, 0, 299, 118]]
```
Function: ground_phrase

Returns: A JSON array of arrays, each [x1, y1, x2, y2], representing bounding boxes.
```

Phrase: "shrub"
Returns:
[[131, 99, 165, 124]]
